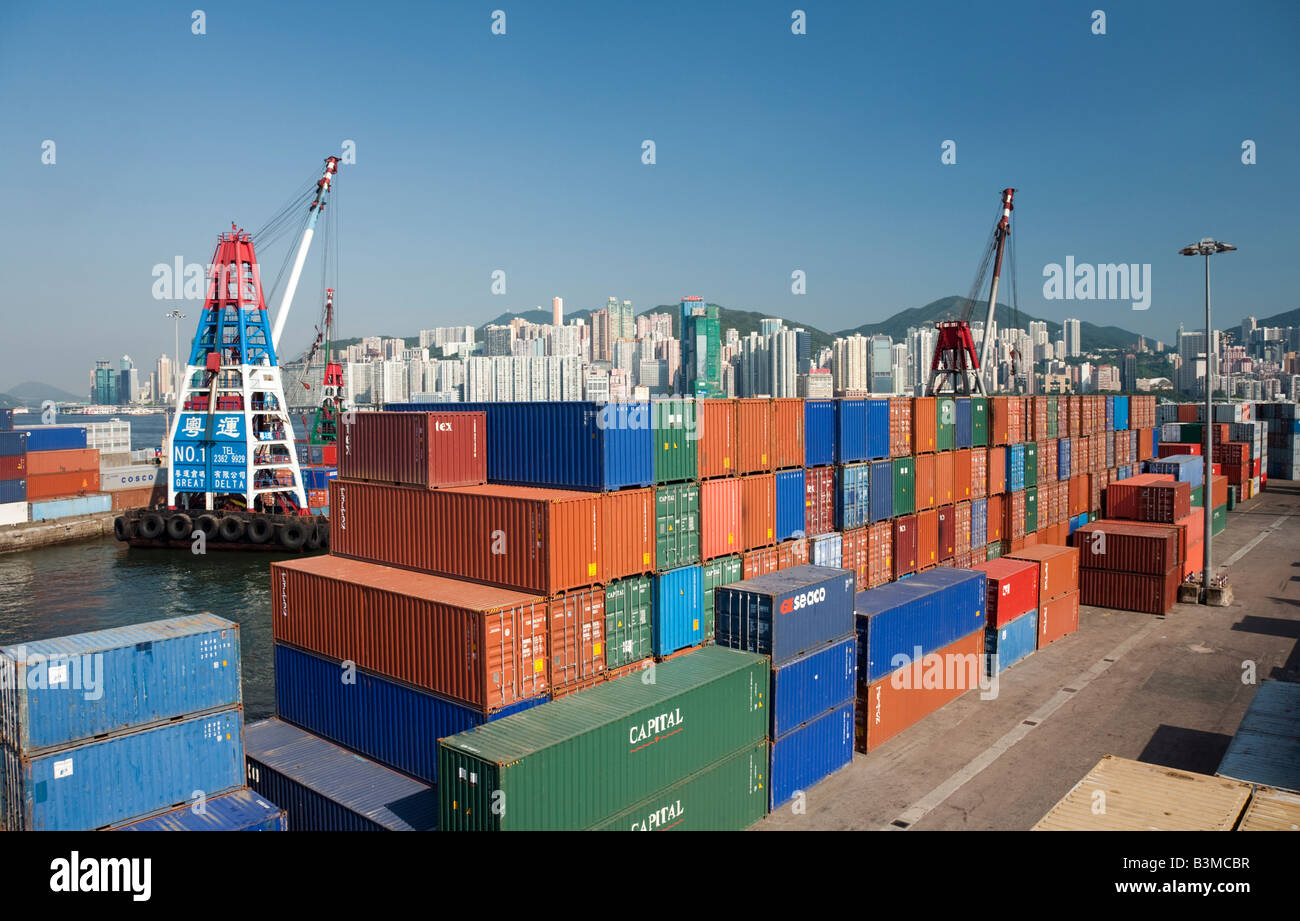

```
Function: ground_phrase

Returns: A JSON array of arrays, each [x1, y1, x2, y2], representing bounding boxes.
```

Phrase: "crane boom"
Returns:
[[271, 156, 339, 350], [977, 188, 1015, 390]]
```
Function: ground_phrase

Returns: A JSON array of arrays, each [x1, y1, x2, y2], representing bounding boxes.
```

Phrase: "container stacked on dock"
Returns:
[[0, 420, 112, 525], [1004, 544, 1081, 648], [975, 558, 1040, 674], [0, 614, 271, 830]]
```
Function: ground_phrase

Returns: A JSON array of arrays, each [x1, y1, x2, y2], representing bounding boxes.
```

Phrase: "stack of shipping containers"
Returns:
[[0, 413, 113, 525]]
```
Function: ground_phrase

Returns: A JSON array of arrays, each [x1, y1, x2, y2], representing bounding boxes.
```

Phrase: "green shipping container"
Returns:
[[701, 554, 743, 641], [1227, 487, 1237, 510], [1087, 510, 1099, 523], [1024, 442, 1038, 488], [1190, 484, 1205, 508], [438, 645, 769, 830], [893, 457, 915, 516], [1211, 503, 1227, 536], [1046, 397, 1058, 438], [1180, 423, 1203, 444], [972, 398, 989, 447], [591, 739, 769, 831], [656, 483, 700, 570], [654, 400, 699, 483], [986, 541, 1003, 560], [937, 398, 956, 452], [605, 575, 653, 668], [1025, 486, 1038, 533]]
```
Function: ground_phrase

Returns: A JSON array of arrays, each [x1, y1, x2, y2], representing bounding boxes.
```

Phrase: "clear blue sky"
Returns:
[[2, 0, 1297, 393]]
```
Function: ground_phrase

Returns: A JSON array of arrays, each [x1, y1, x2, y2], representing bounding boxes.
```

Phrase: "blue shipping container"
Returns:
[[1148, 454, 1204, 487], [774, 469, 806, 542], [1152, 423, 1160, 456], [971, 498, 987, 547], [16, 427, 87, 452], [0, 408, 11, 432], [770, 700, 854, 810], [302, 466, 337, 490], [869, 459, 893, 523], [955, 398, 973, 449], [2, 707, 244, 831], [1215, 679, 1300, 793], [244, 717, 438, 831], [0, 479, 24, 503], [653, 565, 704, 656], [804, 400, 836, 468], [1, 614, 241, 754], [855, 568, 987, 685], [1114, 396, 1130, 431], [715, 566, 856, 667], [866, 399, 891, 460], [985, 609, 1037, 676], [400, 401, 653, 491], [1057, 438, 1072, 480], [28, 494, 112, 521], [1006, 444, 1026, 493], [273, 643, 544, 785], [810, 532, 842, 568], [770, 636, 856, 738], [837, 462, 871, 531], [0, 432, 26, 456], [835, 399, 868, 463], [111, 787, 286, 831]]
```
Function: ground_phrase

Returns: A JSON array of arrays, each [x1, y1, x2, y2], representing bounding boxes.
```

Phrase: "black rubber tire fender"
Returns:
[[138, 513, 165, 540], [217, 515, 245, 542], [278, 520, 308, 551], [246, 516, 274, 544], [194, 514, 220, 538], [304, 523, 323, 551], [113, 516, 133, 541], [318, 521, 329, 548], [165, 514, 193, 541]]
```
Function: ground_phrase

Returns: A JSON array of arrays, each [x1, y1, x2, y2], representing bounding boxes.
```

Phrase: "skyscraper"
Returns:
[[552, 296, 563, 327], [1064, 318, 1082, 357], [769, 329, 798, 398], [831, 335, 869, 394], [680, 296, 722, 397]]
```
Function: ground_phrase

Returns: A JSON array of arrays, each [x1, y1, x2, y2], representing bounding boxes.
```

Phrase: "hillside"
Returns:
[[1256, 306, 1300, 328], [2, 381, 85, 405]]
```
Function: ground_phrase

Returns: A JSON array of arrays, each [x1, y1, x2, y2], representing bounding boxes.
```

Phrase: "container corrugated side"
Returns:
[[604, 486, 657, 578], [770, 701, 854, 809], [23, 448, 98, 476], [835, 399, 869, 463], [770, 636, 856, 738], [774, 469, 806, 542], [854, 568, 987, 684], [605, 575, 653, 668], [736, 399, 774, 473], [110, 787, 286, 831], [1215, 679, 1300, 793], [273, 643, 543, 785], [3, 707, 243, 831], [837, 462, 871, 531], [804, 465, 835, 536], [810, 533, 842, 568], [889, 398, 912, 457], [1006, 544, 1080, 601], [338, 411, 486, 488], [700, 555, 742, 641], [868, 460, 893, 522], [0, 613, 240, 754], [804, 400, 836, 467], [1236, 787, 1300, 831], [437, 645, 770, 831], [866, 399, 891, 460], [700, 477, 741, 560], [591, 739, 769, 831], [985, 608, 1037, 675], [1072, 521, 1179, 575], [14, 426, 87, 452], [653, 565, 704, 657], [739, 473, 776, 551], [653, 399, 699, 483], [974, 558, 1039, 627], [715, 566, 856, 667], [243, 718, 437, 831], [697, 399, 737, 478], [28, 494, 112, 520], [892, 457, 914, 515], [936, 398, 956, 452], [771, 399, 805, 470]]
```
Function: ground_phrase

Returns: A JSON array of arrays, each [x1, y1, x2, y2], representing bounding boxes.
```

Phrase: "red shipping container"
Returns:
[[777, 537, 809, 570], [989, 397, 1019, 446], [1105, 472, 1173, 519], [841, 526, 869, 588], [1006, 544, 1080, 602], [1158, 442, 1200, 458], [954, 449, 973, 501], [110, 484, 167, 511], [970, 448, 987, 499], [804, 465, 835, 536], [26, 470, 100, 499], [548, 587, 605, 693], [307, 489, 329, 508], [1225, 462, 1249, 486], [915, 453, 937, 511], [0, 455, 25, 479], [893, 514, 918, 578], [912, 398, 937, 453], [987, 446, 1007, 495], [329, 479, 600, 595], [700, 477, 741, 559], [1081, 398, 1095, 434], [270, 555, 548, 711], [1004, 490, 1026, 541], [697, 399, 737, 479], [735, 399, 774, 474], [868, 520, 893, 588], [1070, 396, 1083, 438], [1177, 403, 1199, 422], [986, 493, 1004, 543], [890, 398, 912, 457], [1088, 473, 1104, 513], [319, 444, 338, 466], [1210, 474, 1229, 508], [743, 546, 780, 579], [977, 558, 1040, 627], [739, 473, 776, 550], [771, 398, 805, 470], [936, 505, 956, 561], [954, 501, 972, 555], [24, 448, 99, 476], [338, 411, 486, 488], [856, 630, 984, 753], [601, 487, 655, 579], [917, 508, 939, 569], [1137, 481, 1192, 524], [935, 451, 956, 505], [1080, 566, 1180, 615]]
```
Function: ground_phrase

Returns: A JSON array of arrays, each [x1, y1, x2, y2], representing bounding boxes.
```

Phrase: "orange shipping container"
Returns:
[[777, 538, 809, 569], [735, 399, 774, 474], [1042, 439, 1057, 484], [841, 527, 869, 588], [771, 398, 805, 470], [1031, 396, 1049, 442], [739, 473, 776, 551], [890, 398, 912, 457], [917, 508, 939, 568], [1138, 427, 1153, 461], [1004, 490, 1026, 541], [600, 488, 655, 580], [697, 399, 737, 479], [24, 448, 99, 476], [25, 470, 101, 500], [548, 587, 605, 693], [915, 453, 937, 511], [743, 546, 780, 579], [1068, 476, 1086, 517], [1007, 544, 1080, 602], [986, 493, 1004, 543], [700, 477, 741, 560], [954, 449, 973, 501], [868, 521, 893, 589], [970, 448, 987, 499], [935, 451, 956, 505], [987, 446, 1007, 495], [110, 484, 167, 511], [912, 398, 937, 453], [1069, 396, 1083, 437], [1038, 590, 1080, 647]]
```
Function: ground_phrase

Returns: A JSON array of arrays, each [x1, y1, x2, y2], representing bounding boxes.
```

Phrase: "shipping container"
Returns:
[[0, 409, 9, 432], [548, 587, 605, 692], [1105, 472, 1173, 519], [1033, 755, 1251, 831], [892, 515, 918, 578], [244, 718, 437, 831], [778, 537, 809, 572], [771, 399, 805, 470], [605, 575, 653, 669], [975, 558, 1039, 628], [810, 532, 843, 568], [274, 643, 544, 785], [868, 521, 892, 589], [804, 399, 836, 467], [3, 707, 243, 831], [856, 629, 983, 753], [936, 398, 956, 452], [868, 459, 893, 522], [700, 555, 743, 640], [1024, 442, 1039, 489], [740, 473, 776, 551], [915, 453, 936, 511], [1006, 544, 1079, 602], [0, 432, 27, 456], [697, 399, 737, 479], [985, 608, 1037, 676], [700, 477, 741, 560], [26, 470, 100, 500], [715, 566, 855, 666], [916, 507, 939, 569], [1072, 521, 1179, 575], [889, 398, 912, 457], [971, 397, 989, 446], [0, 479, 25, 505], [1006, 444, 1026, 493], [653, 399, 700, 483], [1037, 590, 1079, 647], [653, 483, 699, 570], [770, 701, 854, 810], [1236, 787, 1300, 831], [892, 457, 915, 516], [987, 445, 1007, 495], [1003, 489, 1025, 542], [774, 469, 806, 542], [743, 546, 780, 579], [970, 447, 987, 499], [971, 498, 988, 548], [438, 645, 769, 830], [14, 426, 87, 452], [769, 635, 856, 738], [0, 500, 25, 525], [1, 614, 240, 754], [835, 399, 869, 463], [603, 487, 656, 579], [955, 398, 972, 449], [912, 398, 937, 453], [986, 494, 1004, 543], [330, 480, 601, 595], [111, 787, 286, 831], [937, 505, 956, 561], [1079, 566, 1180, 615], [1025, 486, 1038, 534], [338, 411, 486, 488], [653, 565, 704, 657], [1215, 679, 1300, 794], [804, 465, 835, 536], [23, 448, 97, 476], [28, 493, 112, 521], [935, 450, 955, 506], [425, 402, 652, 490], [0, 455, 23, 480], [736, 399, 774, 473], [1147, 454, 1204, 487]]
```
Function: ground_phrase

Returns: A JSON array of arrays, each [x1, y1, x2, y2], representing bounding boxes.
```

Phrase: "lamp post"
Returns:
[[1178, 238, 1236, 602]]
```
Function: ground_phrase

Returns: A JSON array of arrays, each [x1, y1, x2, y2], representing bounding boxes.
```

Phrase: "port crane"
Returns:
[[927, 188, 1024, 396]]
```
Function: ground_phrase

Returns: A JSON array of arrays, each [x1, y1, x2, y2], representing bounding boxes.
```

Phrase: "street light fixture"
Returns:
[[1178, 238, 1235, 604]]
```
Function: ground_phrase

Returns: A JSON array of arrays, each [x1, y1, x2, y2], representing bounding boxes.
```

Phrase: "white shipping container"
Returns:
[[99, 464, 166, 491], [0, 501, 28, 526]]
